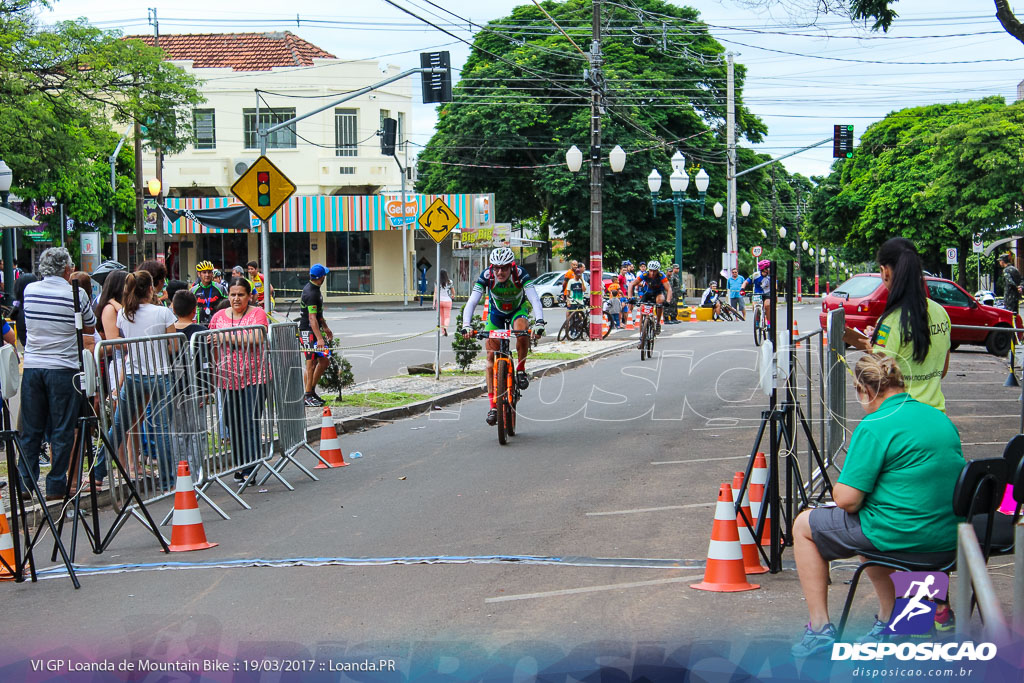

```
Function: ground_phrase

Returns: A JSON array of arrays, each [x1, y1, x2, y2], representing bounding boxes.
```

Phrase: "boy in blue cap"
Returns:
[[300, 264, 333, 406]]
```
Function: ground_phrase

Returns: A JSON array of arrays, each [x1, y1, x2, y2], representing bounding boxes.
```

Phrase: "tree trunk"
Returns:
[[994, 0, 1024, 46]]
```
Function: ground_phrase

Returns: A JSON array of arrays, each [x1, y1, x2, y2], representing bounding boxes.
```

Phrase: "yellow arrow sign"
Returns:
[[230, 156, 297, 222], [418, 197, 460, 244]]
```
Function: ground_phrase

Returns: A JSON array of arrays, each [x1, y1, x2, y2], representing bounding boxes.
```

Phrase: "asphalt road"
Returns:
[[4, 303, 1020, 674]]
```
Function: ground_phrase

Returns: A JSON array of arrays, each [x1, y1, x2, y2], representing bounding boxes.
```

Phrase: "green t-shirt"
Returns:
[[838, 393, 964, 552], [872, 298, 950, 412]]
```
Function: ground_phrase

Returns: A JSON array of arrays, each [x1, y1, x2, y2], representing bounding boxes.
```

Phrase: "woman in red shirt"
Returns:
[[208, 277, 271, 485]]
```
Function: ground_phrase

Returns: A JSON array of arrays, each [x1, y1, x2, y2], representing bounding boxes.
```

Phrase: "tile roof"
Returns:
[[126, 32, 336, 71]]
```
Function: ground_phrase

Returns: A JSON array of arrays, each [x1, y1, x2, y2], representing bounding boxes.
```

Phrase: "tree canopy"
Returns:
[[806, 97, 1024, 283], [416, 0, 819, 278], [0, 0, 203, 238]]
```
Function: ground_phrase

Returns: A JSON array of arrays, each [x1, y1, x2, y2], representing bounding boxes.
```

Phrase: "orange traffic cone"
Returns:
[[732, 471, 768, 575], [793, 321, 801, 348], [0, 490, 15, 580], [689, 307, 698, 323], [749, 452, 772, 545], [625, 308, 635, 330], [691, 483, 760, 593], [314, 407, 348, 468], [169, 461, 217, 552]]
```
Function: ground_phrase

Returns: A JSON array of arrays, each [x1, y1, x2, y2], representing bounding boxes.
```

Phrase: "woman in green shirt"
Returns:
[[846, 237, 951, 411], [790, 353, 964, 657]]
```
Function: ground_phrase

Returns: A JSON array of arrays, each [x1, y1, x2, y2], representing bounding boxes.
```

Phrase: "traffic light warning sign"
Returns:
[[231, 156, 296, 222]]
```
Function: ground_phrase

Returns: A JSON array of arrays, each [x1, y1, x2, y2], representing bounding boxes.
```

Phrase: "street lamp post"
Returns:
[[0, 159, 14, 304], [714, 200, 749, 274], [566, 143, 626, 339], [648, 152, 710, 271]]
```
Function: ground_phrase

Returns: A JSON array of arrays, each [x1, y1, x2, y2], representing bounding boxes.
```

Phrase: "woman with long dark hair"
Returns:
[[433, 269, 453, 336], [847, 237, 951, 411]]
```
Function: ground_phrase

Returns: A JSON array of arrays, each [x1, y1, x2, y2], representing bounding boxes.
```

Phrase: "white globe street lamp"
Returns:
[[609, 145, 626, 173], [565, 145, 583, 173]]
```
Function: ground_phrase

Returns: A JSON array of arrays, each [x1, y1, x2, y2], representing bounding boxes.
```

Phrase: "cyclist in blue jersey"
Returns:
[[627, 260, 673, 335], [742, 259, 774, 326], [462, 247, 546, 426]]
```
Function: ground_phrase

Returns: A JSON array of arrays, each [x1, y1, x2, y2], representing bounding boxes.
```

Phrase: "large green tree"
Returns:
[[417, 0, 778, 276], [806, 97, 1024, 285], [0, 0, 203, 239]]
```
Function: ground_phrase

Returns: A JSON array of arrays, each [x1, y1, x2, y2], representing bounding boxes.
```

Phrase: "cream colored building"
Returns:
[[130, 31, 458, 300]]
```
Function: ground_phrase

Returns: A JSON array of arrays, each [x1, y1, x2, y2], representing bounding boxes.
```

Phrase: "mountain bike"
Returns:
[[720, 300, 744, 322], [557, 302, 589, 341], [751, 294, 770, 346], [635, 302, 658, 361], [476, 328, 533, 445]]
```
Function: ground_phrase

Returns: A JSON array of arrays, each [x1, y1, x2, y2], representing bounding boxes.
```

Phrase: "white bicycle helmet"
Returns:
[[647, 260, 661, 271], [490, 247, 516, 267]]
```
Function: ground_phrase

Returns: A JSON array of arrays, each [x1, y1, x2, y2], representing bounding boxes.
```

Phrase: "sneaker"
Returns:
[[934, 605, 956, 633], [791, 623, 837, 658], [486, 408, 498, 426], [858, 616, 891, 643], [304, 394, 324, 407], [516, 371, 530, 390], [655, 323, 662, 336]]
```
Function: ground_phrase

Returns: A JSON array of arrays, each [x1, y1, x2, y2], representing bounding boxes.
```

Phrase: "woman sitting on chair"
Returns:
[[790, 353, 964, 657]]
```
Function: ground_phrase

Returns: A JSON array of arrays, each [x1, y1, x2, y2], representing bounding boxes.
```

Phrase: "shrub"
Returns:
[[452, 313, 484, 372], [317, 340, 355, 393]]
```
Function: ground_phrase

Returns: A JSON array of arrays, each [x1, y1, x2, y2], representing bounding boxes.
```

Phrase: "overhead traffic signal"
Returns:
[[833, 125, 854, 159], [257, 171, 270, 207], [420, 51, 453, 104], [381, 117, 397, 157]]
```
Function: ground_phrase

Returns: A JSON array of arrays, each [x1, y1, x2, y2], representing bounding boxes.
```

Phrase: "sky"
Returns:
[[42, 0, 1024, 181]]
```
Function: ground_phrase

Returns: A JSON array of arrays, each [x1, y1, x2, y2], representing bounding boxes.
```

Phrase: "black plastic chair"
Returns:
[[978, 438, 1024, 555], [836, 457, 1008, 638]]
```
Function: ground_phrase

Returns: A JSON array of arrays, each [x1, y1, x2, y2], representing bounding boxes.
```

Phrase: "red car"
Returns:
[[818, 274, 1021, 356]]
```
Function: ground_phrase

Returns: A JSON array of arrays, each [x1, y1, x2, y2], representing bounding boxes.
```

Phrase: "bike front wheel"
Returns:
[[753, 308, 763, 346], [496, 362, 510, 445], [640, 319, 650, 361]]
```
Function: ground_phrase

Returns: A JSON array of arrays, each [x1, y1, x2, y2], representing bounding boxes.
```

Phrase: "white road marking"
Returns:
[[713, 330, 743, 336], [586, 502, 715, 517], [484, 574, 706, 603], [651, 455, 750, 465]]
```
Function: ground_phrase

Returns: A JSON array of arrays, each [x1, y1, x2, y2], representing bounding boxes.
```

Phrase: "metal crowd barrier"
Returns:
[[824, 308, 848, 467], [1015, 521, 1024, 636], [95, 333, 220, 522], [189, 325, 292, 510], [954, 522, 1011, 644], [266, 322, 329, 478]]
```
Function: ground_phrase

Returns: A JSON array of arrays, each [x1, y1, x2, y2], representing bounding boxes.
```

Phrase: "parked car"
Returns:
[[531, 270, 618, 308], [818, 274, 1021, 356]]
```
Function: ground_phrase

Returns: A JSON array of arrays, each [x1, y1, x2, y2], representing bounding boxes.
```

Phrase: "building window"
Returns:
[[335, 108, 358, 157], [379, 109, 390, 127], [193, 109, 216, 149], [325, 233, 372, 294], [397, 111, 405, 152], [339, 167, 356, 175], [243, 108, 297, 149]]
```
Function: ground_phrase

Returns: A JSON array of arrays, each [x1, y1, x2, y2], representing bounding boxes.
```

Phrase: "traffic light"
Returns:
[[257, 171, 270, 207], [380, 117, 397, 157], [420, 51, 453, 104], [833, 124, 854, 159]]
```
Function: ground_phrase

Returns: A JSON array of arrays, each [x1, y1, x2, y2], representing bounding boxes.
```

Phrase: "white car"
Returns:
[[532, 270, 619, 308]]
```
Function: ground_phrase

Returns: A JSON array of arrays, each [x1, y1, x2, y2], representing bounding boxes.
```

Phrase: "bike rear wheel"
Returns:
[[753, 307, 763, 346], [603, 311, 612, 339], [557, 319, 570, 342]]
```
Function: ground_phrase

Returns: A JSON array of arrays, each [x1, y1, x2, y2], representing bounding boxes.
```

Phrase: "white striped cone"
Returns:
[[169, 461, 217, 552], [625, 309, 635, 330], [749, 452, 771, 545], [689, 307, 698, 322], [315, 407, 347, 468], [732, 471, 768, 575], [0, 490, 15, 579], [691, 483, 759, 592]]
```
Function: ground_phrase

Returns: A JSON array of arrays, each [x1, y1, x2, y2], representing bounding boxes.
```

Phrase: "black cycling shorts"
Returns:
[[640, 291, 662, 304]]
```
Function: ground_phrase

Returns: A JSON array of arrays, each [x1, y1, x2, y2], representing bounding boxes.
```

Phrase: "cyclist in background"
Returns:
[[247, 260, 274, 309], [627, 260, 673, 335], [564, 264, 587, 309], [461, 247, 546, 426], [742, 259, 773, 327], [191, 261, 227, 325]]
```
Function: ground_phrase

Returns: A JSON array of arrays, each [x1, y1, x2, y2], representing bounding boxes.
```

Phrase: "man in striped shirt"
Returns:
[[17, 247, 95, 501]]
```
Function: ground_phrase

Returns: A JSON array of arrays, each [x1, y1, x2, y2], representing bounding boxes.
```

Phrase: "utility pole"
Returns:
[[726, 53, 737, 271], [587, 0, 604, 340], [770, 166, 777, 248], [149, 7, 165, 266], [133, 119, 144, 268]]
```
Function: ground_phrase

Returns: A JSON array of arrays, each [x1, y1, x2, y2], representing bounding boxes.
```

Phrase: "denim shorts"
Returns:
[[808, 506, 878, 561]]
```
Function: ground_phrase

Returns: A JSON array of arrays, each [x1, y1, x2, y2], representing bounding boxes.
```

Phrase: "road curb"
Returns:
[[306, 338, 635, 440]]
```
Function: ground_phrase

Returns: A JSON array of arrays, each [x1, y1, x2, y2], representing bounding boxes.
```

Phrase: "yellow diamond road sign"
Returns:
[[418, 197, 460, 244], [231, 156, 297, 222]]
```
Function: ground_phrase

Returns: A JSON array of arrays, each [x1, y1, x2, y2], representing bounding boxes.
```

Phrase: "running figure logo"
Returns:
[[887, 571, 949, 635]]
